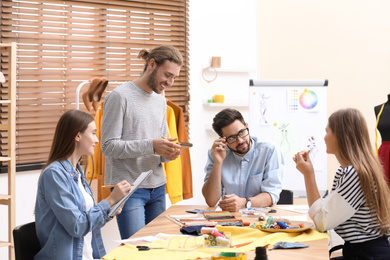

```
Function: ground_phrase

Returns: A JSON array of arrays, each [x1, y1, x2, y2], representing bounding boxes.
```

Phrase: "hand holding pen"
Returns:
[[153, 136, 181, 160]]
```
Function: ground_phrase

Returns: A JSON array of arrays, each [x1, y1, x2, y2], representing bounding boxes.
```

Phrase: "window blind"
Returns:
[[0, 0, 190, 167]]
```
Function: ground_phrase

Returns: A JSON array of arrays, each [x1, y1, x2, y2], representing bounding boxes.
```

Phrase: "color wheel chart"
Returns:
[[288, 88, 319, 112]]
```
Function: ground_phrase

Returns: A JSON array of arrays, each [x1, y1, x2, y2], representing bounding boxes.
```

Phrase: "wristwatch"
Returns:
[[245, 197, 252, 208]]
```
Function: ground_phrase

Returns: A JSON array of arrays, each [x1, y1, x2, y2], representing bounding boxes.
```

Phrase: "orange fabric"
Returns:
[[85, 157, 96, 180], [166, 100, 193, 199], [94, 102, 110, 202]]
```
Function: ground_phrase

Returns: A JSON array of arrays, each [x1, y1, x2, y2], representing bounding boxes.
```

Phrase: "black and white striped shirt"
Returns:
[[309, 165, 381, 243]]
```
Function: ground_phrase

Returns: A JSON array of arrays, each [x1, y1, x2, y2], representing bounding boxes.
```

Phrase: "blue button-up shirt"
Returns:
[[35, 159, 112, 260], [204, 136, 284, 204]]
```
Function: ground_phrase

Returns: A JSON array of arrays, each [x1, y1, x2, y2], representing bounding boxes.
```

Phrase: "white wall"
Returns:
[[0, 170, 40, 259], [257, 0, 390, 187], [174, 0, 260, 206]]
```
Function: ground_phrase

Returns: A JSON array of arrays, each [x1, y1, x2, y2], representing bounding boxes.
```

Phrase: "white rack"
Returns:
[[0, 42, 17, 260]]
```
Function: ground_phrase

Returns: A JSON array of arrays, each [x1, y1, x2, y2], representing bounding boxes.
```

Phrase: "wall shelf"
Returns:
[[202, 100, 249, 108], [202, 66, 253, 74], [215, 68, 252, 73]]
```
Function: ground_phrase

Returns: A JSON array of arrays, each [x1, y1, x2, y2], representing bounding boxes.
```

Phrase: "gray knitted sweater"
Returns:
[[101, 81, 167, 188]]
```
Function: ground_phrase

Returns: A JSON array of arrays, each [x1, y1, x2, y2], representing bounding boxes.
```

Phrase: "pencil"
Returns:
[[230, 241, 253, 248], [162, 136, 178, 151], [101, 185, 115, 188]]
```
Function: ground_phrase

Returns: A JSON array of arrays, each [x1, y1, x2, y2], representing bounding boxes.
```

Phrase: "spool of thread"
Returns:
[[215, 236, 230, 246], [277, 221, 289, 229], [201, 227, 217, 235], [287, 225, 300, 229], [258, 212, 267, 221], [264, 216, 273, 228], [201, 227, 225, 238], [254, 246, 268, 260], [212, 229, 225, 238]]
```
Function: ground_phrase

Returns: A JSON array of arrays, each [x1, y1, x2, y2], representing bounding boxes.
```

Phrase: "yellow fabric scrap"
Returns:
[[102, 226, 329, 260]]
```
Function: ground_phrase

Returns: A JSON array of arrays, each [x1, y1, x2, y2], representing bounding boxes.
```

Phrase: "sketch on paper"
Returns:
[[258, 92, 270, 124], [279, 123, 290, 153], [273, 123, 297, 158], [306, 136, 323, 172], [307, 136, 317, 154]]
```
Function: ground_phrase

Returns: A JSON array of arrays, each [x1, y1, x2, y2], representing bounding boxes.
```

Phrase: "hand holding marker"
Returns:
[[162, 136, 193, 150], [162, 136, 178, 151]]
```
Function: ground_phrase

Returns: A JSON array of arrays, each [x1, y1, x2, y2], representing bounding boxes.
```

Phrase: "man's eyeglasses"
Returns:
[[225, 128, 249, 144]]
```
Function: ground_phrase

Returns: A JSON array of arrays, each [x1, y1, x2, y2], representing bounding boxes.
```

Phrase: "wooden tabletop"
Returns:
[[130, 204, 329, 260]]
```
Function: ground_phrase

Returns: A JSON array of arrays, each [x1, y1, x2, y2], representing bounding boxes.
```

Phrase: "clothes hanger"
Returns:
[[0, 71, 5, 83]]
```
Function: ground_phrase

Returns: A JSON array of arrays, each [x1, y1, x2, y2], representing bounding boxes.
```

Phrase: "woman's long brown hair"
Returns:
[[43, 109, 94, 169], [329, 108, 390, 235]]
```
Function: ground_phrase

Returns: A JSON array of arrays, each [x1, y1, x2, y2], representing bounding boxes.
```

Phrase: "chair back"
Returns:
[[13, 222, 41, 260], [277, 189, 294, 205]]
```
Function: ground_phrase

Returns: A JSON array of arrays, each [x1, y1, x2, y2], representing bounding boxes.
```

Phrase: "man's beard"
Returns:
[[229, 139, 251, 155], [147, 66, 164, 94]]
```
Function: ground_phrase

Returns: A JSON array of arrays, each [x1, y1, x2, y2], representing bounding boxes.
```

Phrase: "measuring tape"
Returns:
[[211, 252, 247, 260]]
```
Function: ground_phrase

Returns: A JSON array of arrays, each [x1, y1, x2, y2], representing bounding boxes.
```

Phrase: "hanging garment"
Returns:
[[378, 142, 390, 185], [166, 99, 193, 199], [163, 105, 183, 204], [84, 102, 111, 202]]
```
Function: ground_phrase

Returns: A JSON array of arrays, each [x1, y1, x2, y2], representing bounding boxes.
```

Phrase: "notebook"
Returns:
[[108, 170, 153, 218]]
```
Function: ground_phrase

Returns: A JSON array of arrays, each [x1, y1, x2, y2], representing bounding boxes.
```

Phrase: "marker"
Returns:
[[162, 136, 178, 151], [230, 241, 253, 248]]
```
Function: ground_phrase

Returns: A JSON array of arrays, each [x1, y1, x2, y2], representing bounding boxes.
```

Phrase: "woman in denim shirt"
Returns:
[[35, 110, 131, 260]]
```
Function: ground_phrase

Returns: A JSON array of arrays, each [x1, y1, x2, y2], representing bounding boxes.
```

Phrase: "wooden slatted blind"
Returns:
[[0, 0, 190, 167]]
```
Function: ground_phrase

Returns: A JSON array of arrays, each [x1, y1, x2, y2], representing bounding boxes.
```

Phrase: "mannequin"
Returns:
[[374, 94, 390, 185]]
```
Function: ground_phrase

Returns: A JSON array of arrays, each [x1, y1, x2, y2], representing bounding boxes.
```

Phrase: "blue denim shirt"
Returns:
[[204, 136, 284, 204], [35, 159, 112, 260]]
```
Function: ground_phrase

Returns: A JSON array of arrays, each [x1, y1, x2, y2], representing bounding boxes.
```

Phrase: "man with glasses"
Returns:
[[202, 108, 284, 212]]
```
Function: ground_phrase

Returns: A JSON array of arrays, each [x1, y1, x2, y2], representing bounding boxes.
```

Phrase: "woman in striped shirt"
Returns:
[[294, 108, 390, 259]]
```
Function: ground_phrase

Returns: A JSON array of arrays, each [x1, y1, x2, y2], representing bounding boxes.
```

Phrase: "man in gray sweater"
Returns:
[[101, 45, 182, 239]]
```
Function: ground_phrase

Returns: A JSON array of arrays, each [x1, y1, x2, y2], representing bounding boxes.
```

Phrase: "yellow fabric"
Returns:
[[102, 226, 329, 260], [375, 103, 385, 156], [163, 105, 183, 204], [166, 99, 193, 200]]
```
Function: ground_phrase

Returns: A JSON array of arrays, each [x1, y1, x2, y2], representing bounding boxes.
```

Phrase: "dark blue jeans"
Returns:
[[115, 184, 166, 239], [331, 236, 390, 260]]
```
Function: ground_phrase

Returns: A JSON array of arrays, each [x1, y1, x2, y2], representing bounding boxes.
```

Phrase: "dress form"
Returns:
[[374, 94, 390, 185], [375, 94, 390, 141]]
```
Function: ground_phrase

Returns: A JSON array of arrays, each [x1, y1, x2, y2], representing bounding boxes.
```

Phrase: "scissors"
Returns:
[[136, 245, 164, 251]]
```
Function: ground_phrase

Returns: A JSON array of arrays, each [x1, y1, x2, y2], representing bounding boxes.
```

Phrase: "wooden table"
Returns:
[[129, 204, 329, 260]]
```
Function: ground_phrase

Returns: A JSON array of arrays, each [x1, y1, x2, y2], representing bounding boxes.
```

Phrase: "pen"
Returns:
[[162, 136, 178, 151], [230, 241, 253, 248]]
